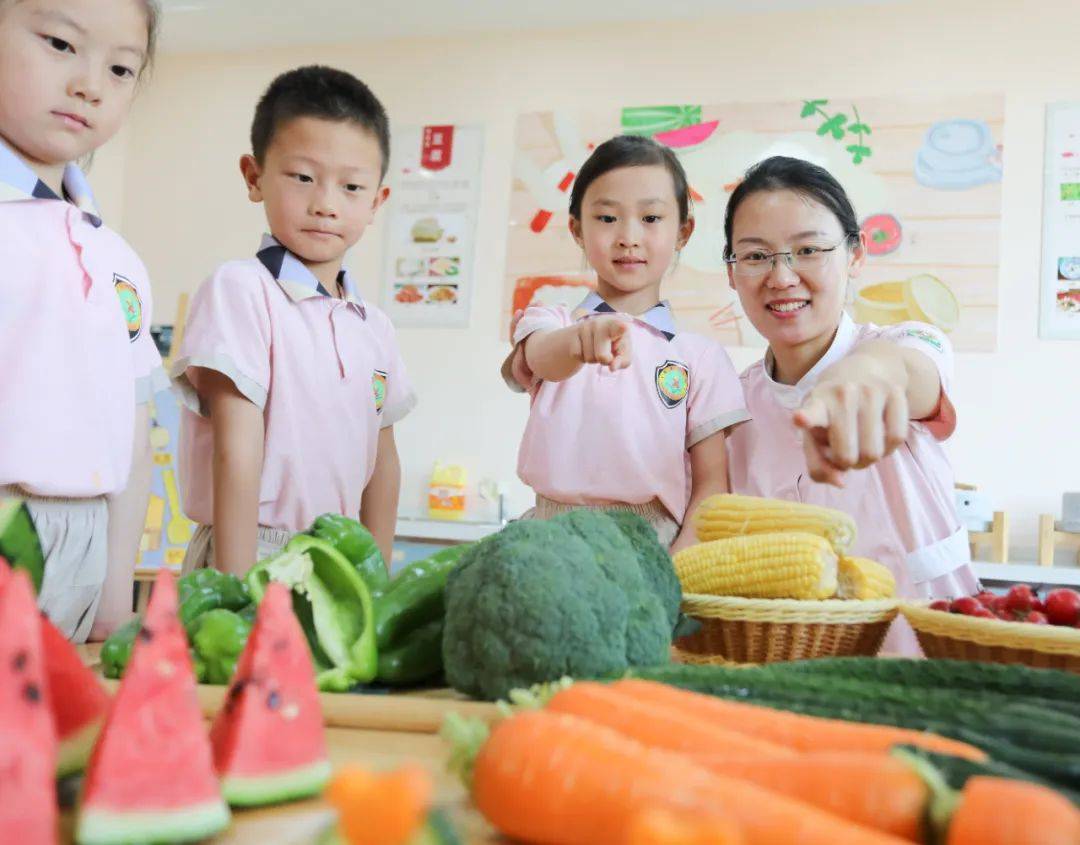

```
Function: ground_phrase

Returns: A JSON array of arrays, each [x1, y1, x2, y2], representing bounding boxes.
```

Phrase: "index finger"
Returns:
[[793, 397, 830, 431]]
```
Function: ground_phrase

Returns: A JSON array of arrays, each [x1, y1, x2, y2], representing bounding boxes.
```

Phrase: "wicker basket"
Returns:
[[902, 603, 1080, 674], [672, 594, 900, 665]]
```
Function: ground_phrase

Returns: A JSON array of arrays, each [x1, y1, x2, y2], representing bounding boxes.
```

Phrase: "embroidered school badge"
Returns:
[[114, 275, 142, 341], [655, 360, 690, 409], [372, 369, 388, 414]]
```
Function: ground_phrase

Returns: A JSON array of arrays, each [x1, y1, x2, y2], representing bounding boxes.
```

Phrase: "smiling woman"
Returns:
[[720, 156, 979, 655]]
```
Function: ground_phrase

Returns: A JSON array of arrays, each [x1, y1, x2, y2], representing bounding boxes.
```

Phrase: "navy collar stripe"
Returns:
[[578, 291, 677, 340]]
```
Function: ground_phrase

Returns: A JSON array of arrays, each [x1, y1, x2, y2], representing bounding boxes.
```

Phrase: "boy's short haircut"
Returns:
[[250, 65, 390, 178]]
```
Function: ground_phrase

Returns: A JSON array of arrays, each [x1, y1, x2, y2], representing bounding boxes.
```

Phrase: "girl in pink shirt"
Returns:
[[506, 136, 749, 550], [721, 156, 978, 654], [0, 0, 164, 641]]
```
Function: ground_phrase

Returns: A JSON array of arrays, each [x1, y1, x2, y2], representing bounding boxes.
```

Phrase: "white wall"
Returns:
[[100, 0, 1080, 560]]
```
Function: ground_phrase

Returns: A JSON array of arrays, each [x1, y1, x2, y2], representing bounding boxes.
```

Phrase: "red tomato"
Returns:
[[950, 596, 982, 616], [1005, 584, 1036, 614], [929, 599, 951, 612], [990, 596, 1011, 618], [1045, 589, 1080, 627], [971, 608, 997, 619], [1026, 611, 1050, 625], [975, 591, 997, 609]]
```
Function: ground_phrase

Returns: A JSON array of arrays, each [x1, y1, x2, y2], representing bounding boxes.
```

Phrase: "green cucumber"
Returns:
[[892, 745, 1080, 807], [776, 657, 1080, 707]]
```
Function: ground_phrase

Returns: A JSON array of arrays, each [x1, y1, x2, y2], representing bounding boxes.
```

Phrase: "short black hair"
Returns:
[[569, 135, 692, 224], [250, 65, 390, 178], [723, 156, 860, 258]]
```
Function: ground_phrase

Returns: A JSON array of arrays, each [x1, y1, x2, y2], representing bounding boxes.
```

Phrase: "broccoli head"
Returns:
[[604, 509, 682, 630], [442, 520, 630, 700], [550, 510, 671, 666]]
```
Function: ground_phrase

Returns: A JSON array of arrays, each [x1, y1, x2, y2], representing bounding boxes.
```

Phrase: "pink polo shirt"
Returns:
[[507, 295, 749, 523], [726, 313, 977, 605], [173, 236, 416, 533], [0, 144, 165, 497]]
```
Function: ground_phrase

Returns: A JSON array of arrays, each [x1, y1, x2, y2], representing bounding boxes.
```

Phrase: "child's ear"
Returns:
[[677, 216, 696, 250], [371, 184, 390, 213], [568, 216, 584, 248], [727, 262, 736, 291], [239, 155, 263, 202]]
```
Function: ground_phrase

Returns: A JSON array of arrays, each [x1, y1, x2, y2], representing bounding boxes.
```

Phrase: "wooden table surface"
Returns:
[[67, 646, 506, 844]]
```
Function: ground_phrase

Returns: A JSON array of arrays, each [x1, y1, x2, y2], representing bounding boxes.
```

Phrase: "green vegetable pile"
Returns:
[[103, 514, 473, 693], [442, 510, 682, 701]]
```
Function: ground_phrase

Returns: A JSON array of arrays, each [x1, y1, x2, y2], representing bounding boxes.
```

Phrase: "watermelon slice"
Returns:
[[77, 569, 229, 845], [0, 558, 109, 776], [0, 498, 45, 593], [0, 569, 57, 843], [210, 581, 330, 806], [653, 119, 720, 149]]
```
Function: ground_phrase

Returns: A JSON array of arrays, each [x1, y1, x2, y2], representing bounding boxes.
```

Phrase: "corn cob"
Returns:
[[837, 557, 896, 599], [673, 532, 839, 599], [693, 494, 856, 554]]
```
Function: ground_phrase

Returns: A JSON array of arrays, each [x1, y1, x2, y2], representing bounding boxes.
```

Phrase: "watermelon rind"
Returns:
[[57, 716, 103, 778], [0, 497, 45, 593], [221, 757, 332, 807], [76, 797, 230, 844]]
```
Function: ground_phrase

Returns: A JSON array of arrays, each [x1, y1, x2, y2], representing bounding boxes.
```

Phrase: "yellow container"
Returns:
[[428, 463, 467, 520], [852, 274, 958, 332]]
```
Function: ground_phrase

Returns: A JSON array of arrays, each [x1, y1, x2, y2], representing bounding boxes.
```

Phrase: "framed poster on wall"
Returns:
[[380, 124, 483, 328], [1040, 102, 1080, 340]]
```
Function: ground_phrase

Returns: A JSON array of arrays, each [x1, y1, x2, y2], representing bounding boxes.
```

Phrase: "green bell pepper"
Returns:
[[100, 615, 142, 679], [190, 608, 252, 685], [177, 568, 252, 633], [376, 619, 444, 686], [307, 513, 389, 593], [374, 545, 470, 649], [245, 534, 377, 690]]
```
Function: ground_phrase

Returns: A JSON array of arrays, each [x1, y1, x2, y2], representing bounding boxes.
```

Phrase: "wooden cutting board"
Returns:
[[84, 643, 500, 733], [59, 727, 506, 844]]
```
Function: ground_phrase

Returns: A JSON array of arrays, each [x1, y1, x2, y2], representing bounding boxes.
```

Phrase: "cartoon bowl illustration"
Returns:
[[853, 274, 959, 332], [915, 119, 1002, 190], [853, 281, 910, 325]]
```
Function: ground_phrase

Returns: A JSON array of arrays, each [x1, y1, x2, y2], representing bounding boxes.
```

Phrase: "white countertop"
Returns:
[[973, 562, 1080, 587]]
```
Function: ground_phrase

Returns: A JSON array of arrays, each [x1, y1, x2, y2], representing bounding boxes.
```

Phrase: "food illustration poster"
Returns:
[[1040, 103, 1080, 339], [506, 95, 1004, 351], [381, 124, 484, 327]]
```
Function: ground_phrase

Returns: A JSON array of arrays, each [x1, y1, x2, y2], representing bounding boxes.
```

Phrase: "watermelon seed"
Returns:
[[23, 682, 41, 703], [282, 703, 300, 721], [138, 626, 154, 642], [12, 650, 28, 671], [272, 639, 288, 652], [266, 690, 281, 710]]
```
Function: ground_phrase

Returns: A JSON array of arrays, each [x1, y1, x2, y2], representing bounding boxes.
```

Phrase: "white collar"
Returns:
[[760, 312, 859, 409]]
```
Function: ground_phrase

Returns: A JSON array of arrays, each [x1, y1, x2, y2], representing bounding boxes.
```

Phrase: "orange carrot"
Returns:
[[325, 764, 432, 845], [627, 807, 745, 845], [693, 752, 928, 842], [614, 679, 986, 761], [468, 709, 912, 845], [946, 776, 1080, 845], [545, 681, 794, 758]]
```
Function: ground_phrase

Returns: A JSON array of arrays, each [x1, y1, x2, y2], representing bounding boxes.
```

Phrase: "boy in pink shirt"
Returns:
[[0, 0, 164, 642], [721, 156, 978, 654], [505, 136, 748, 550], [173, 66, 414, 575]]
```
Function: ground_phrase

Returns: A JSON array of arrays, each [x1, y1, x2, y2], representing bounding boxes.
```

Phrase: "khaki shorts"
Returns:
[[181, 523, 292, 575], [2, 486, 109, 644], [523, 495, 680, 549]]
